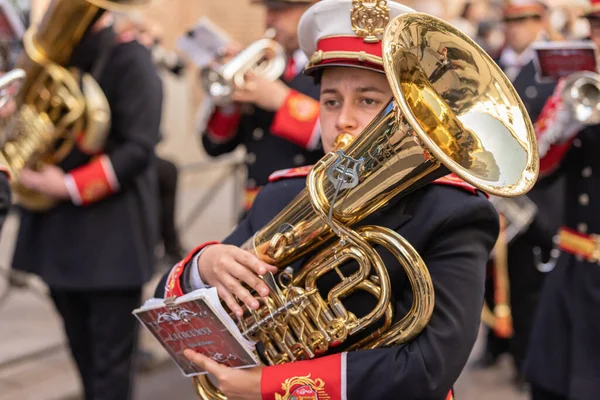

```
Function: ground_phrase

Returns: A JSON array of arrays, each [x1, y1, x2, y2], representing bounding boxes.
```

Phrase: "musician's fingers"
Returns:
[[183, 349, 227, 378], [215, 283, 244, 317], [233, 249, 278, 275], [221, 273, 259, 311], [229, 264, 270, 297]]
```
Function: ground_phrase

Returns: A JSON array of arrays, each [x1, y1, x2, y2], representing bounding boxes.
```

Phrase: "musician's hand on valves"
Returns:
[[197, 244, 278, 317], [18, 165, 69, 200], [183, 349, 263, 400], [231, 71, 290, 111]]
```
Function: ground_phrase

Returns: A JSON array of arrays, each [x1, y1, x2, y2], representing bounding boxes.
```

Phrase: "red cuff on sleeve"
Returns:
[[67, 155, 119, 206], [164, 241, 220, 298], [270, 90, 320, 149], [539, 138, 574, 176], [261, 353, 344, 400], [206, 106, 242, 143]]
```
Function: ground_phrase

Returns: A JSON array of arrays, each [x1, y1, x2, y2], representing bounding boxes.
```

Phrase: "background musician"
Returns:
[[197, 0, 323, 216], [524, 0, 600, 398], [10, 9, 163, 399], [478, 1, 565, 387], [155, 0, 501, 398]]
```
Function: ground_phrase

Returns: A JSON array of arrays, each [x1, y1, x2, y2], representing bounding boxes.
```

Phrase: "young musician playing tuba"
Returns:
[[154, 1, 511, 399]]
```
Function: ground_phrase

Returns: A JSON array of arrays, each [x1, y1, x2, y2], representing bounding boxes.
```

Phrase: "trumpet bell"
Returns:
[[560, 71, 600, 125], [200, 38, 286, 106], [384, 13, 539, 197]]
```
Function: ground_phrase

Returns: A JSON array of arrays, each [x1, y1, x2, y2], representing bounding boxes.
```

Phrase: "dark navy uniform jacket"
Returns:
[[12, 27, 162, 290], [156, 172, 499, 399]]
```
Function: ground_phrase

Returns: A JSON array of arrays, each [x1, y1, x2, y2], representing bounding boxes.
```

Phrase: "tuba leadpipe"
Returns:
[[194, 12, 539, 399], [199, 28, 287, 105]]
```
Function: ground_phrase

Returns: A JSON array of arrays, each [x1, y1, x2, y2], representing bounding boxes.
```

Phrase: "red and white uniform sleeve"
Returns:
[[64, 154, 119, 206], [197, 96, 242, 144], [270, 90, 320, 150], [535, 78, 583, 176]]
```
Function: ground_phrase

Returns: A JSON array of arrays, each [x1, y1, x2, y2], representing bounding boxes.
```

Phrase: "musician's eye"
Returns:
[[322, 98, 340, 109], [360, 97, 380, 106]]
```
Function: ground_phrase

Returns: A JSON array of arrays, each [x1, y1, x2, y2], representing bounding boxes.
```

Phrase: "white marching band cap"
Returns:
[[298, 0, 414, 75]]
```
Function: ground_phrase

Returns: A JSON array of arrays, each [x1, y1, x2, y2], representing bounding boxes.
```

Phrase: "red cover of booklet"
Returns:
[[134, 287, 259, 377]]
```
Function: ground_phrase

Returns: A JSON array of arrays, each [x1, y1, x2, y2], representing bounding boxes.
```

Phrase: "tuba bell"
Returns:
[[199, 28, 287, 106], [194, 12, 539, 399], [0, 0, 149, 211]]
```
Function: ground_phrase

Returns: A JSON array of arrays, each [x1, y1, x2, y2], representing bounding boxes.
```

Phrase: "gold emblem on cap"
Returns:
[[351, 0, 390, 43]]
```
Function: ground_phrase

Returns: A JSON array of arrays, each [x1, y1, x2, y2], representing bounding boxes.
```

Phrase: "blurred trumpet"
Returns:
[[199, 28, 286, 105], [561, 70, 600, 125]]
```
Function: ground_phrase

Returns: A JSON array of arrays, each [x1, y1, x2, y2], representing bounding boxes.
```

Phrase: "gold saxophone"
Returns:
[[0, 0, 149, 211], [195, 12, 540, 398]]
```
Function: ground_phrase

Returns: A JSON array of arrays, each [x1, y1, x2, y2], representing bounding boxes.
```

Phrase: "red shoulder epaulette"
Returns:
[[268, 165, 313, 183], [431, 173, 488, 198]]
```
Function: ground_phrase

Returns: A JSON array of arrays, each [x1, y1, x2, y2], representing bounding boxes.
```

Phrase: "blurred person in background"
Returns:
[[11, 9, 163, 399], [525, 3, 600, 399], [196, 0, 324, 219], [114, 14, 186, 265], [477, 0, 565, 390]]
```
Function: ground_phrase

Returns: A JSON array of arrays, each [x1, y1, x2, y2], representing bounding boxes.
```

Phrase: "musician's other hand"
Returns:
[[184, 349, 263, 400], [18, 165, 69, 200], [197, 244, 278, 316], [231, 72, 290, 111]]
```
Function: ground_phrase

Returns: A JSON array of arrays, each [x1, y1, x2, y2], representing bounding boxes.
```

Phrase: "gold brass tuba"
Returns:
[[0, 0, 149, 211], [194, 12, 539, 398], [199, 28, 287, 106]]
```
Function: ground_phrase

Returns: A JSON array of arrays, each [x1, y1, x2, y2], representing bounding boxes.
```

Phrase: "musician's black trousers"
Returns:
[[50, 289, 142, 400], [156, 156, 182, 258]]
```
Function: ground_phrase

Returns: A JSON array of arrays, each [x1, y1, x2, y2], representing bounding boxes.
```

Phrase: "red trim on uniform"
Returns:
[[0, 165, 10, 181], [67, 155, 118, 206], [164, 241, 221, 298], [447, 389, 455, 400], [261, 353, 343, 400], [539, 139, 574, 176], [206, 106, 242, 143], [268, 165, 313, 182], [432, 173, 487, 198], [270, 90, 320, 148]]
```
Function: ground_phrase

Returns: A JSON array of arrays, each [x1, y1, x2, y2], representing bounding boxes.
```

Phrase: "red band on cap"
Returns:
[[311, 36, 384, 72], [317, 36, 383, 58]]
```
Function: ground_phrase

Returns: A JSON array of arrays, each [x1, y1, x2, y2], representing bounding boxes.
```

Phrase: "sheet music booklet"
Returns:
[[175, 17, 232, 68], [133, 287, 259, 377]]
